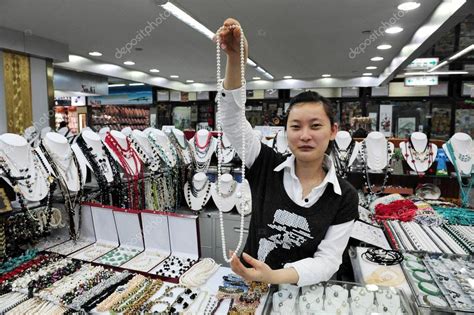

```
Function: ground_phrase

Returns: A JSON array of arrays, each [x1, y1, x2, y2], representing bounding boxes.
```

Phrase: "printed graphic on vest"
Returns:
[[257, 209, 314, 262]]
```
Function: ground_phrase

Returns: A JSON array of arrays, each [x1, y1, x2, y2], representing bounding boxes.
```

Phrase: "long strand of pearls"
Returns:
[[179, 258, 220, 287], [216, 24, 248, 263]]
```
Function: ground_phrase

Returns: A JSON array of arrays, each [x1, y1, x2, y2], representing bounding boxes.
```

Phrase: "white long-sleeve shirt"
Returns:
[[219, 84, 355, 287]]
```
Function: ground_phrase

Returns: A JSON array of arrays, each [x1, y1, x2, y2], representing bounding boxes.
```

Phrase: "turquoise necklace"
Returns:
[[446, 141, 473, 207]]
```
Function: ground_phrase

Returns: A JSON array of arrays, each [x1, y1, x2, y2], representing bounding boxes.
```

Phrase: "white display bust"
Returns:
[[99, 127, 110, 141], [147, 128, 178, 167], [334, 131, 360, 167], [211, 173, 237, 212], [171, 128, 193, 165], [43, 132, 82, 191], [219, 134, 235, 164], [270, 130, 290, 155], [121, 127, 133, 137], [236, 179, 252, 216], [0, 133, 50, 201], [399, 132, 437, 173], [129, 129, 159, 172], [104, 130, 142, 175], [184, 172, 212, 211], [76, 130, 114, 183], [364, 131, 394, 171], [189, 129, 216, 162], [443, 132, 473, 176]]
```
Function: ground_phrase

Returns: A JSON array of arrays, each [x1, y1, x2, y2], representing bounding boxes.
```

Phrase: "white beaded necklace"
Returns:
[[216, 24, 248, 263]]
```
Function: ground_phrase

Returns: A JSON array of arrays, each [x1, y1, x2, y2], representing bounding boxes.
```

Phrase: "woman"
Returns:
[[217, 18, 359, 287]]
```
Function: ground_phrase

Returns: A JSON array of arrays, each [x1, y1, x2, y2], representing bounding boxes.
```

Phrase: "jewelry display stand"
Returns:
[[34, 205, 73, 251], [170, 128, 193, 166], [218, 134, 235, 164], [48, 204, 96, 255], [235, 179, 252, 216], [129, 129, 160, 172], [268, 130, 291, 156], [121, 211, 171, 272], [95, 207, 144, 267], [211, 173, 237, 213], [189, 129, 216, 173], [399, 132, 437, 174], [147, 128, 178, 168], [150, 213, 200, 282], [332, 131, 360, 177], [364, 132, 394, 171], [0, 133, 51, 202], [184, 172, 212, 211], [70, 203, 119, 262], [104, 130, 143, 176], [443, 132, 473, 175]]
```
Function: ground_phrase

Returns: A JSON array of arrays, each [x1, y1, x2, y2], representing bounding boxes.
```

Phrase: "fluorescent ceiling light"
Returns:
[[371, 57, 384, 61], [322, 74, 331, 77], [256, 67, 266, 73], [247, 58, 257, 67], [427, 61, 448, 73], [448, 44, 474, 61], [397, 2, 420, 11], [88, 51, 102, 56], [264, 73, 274, 80], [252, 76, 261, 80], [377, 45, 392, 50], [405, 71, 468, 75], [362, 73, 373, 76], [385, 27, 403, 34], [123, 61, 135, 65], [283, 76, 293, 79], [170, 75, 179, 78], [186, 80, 194, 83], [129, 83, 145, 86], [162, 2, 214, 40], [366, 66, 377, 70], [149, 68, 160, 73], [108, 84, 126, 87]]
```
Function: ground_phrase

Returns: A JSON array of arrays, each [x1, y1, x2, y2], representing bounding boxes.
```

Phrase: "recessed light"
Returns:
[[322, 74, 331, 77], [371, 57, 384, 61], [366, 66, 378, 70], [363, 73, 373, 76], [283, 75, 293, 79], [186, 80, 194, 83], [150, 68, 160, 73], [377, 44, 392, 50], [397, 2, 420, 11], [123, 61, 135, 65], [252, 76, 261, 80], [89, 51, 102, 56], [385, 27, 403, 34], [170, 75, 179, 78]]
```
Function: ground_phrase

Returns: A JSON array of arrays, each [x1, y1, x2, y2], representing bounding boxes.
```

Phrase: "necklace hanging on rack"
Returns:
[[360, 140, 390, 204], [333, 140, 355, 178], [446, 141, 473, 207], [216, 23, 249, 263]]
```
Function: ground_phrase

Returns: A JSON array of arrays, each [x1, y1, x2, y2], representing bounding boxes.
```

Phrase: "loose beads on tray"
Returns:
[[154, 255, 198, 278]]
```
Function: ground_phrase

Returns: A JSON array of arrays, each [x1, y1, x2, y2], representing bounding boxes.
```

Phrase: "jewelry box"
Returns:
[[94, 205, 144, 267], [121, 210, 171, 272], [149, 212, 200, 283], [69, 203, 119, 262], [48, 204, 96, 255]]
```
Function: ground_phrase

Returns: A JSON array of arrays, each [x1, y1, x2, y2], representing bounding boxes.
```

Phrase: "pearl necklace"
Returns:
[[216, 24, 248, 262]]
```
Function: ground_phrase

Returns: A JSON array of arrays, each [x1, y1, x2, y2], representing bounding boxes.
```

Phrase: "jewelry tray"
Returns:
[[262, 280, 414, 315]]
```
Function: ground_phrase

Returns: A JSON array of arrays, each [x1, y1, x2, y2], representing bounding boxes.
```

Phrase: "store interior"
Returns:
[[0, 0, 473, 314]]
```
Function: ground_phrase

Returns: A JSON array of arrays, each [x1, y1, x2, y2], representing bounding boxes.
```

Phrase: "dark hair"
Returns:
[[286, 91, 336, 126]]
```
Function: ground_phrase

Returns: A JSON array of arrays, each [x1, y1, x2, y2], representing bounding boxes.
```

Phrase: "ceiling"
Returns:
[[0, 0, 471, 88]]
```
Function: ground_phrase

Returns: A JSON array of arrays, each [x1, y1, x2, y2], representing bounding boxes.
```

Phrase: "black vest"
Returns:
[[243, 145, 359, 269]]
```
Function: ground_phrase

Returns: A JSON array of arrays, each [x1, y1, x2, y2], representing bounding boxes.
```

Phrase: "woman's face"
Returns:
[[286, 102, 337, 163]]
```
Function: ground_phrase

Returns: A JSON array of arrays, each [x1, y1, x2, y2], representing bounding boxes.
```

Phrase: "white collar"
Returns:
[[273, 154, 342, 195]]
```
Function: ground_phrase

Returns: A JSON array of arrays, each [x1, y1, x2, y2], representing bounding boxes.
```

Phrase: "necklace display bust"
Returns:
[[270, 130, 291, 155], [76, 130, 114, 183], [211, 173, 237, 212], [443, 132, 473, 176], [184, 172, 212, 211], [129, 129, 160, 172], [219, 134, 235, 164], [99, 127, 110, 141], [42, 132, 84, 191], [147, 128, 178, 168], [189, 129, 216, 172], [104, 130, 142, 176], [364, 132, 394, 171], [332, 131, 360, 177], [400, 132, 437, 173], [170, 128, 193, 165], [0, 133, 50, 201]]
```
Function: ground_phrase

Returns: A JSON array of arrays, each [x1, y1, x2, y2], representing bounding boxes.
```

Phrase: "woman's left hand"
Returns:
[[230, 251, 274, 283]]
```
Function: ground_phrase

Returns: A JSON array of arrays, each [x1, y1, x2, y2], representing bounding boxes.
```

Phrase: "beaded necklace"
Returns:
[[446, 141, 473, 207], [405, 137, 433, 175], [105, 132, 144, 210], [216, 24, 248, 263], [360, 140, 391, 204], [333, 140, 355, 178]]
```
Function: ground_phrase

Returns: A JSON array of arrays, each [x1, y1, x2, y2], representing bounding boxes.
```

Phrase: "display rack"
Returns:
[[88, 105, 150, 131]]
